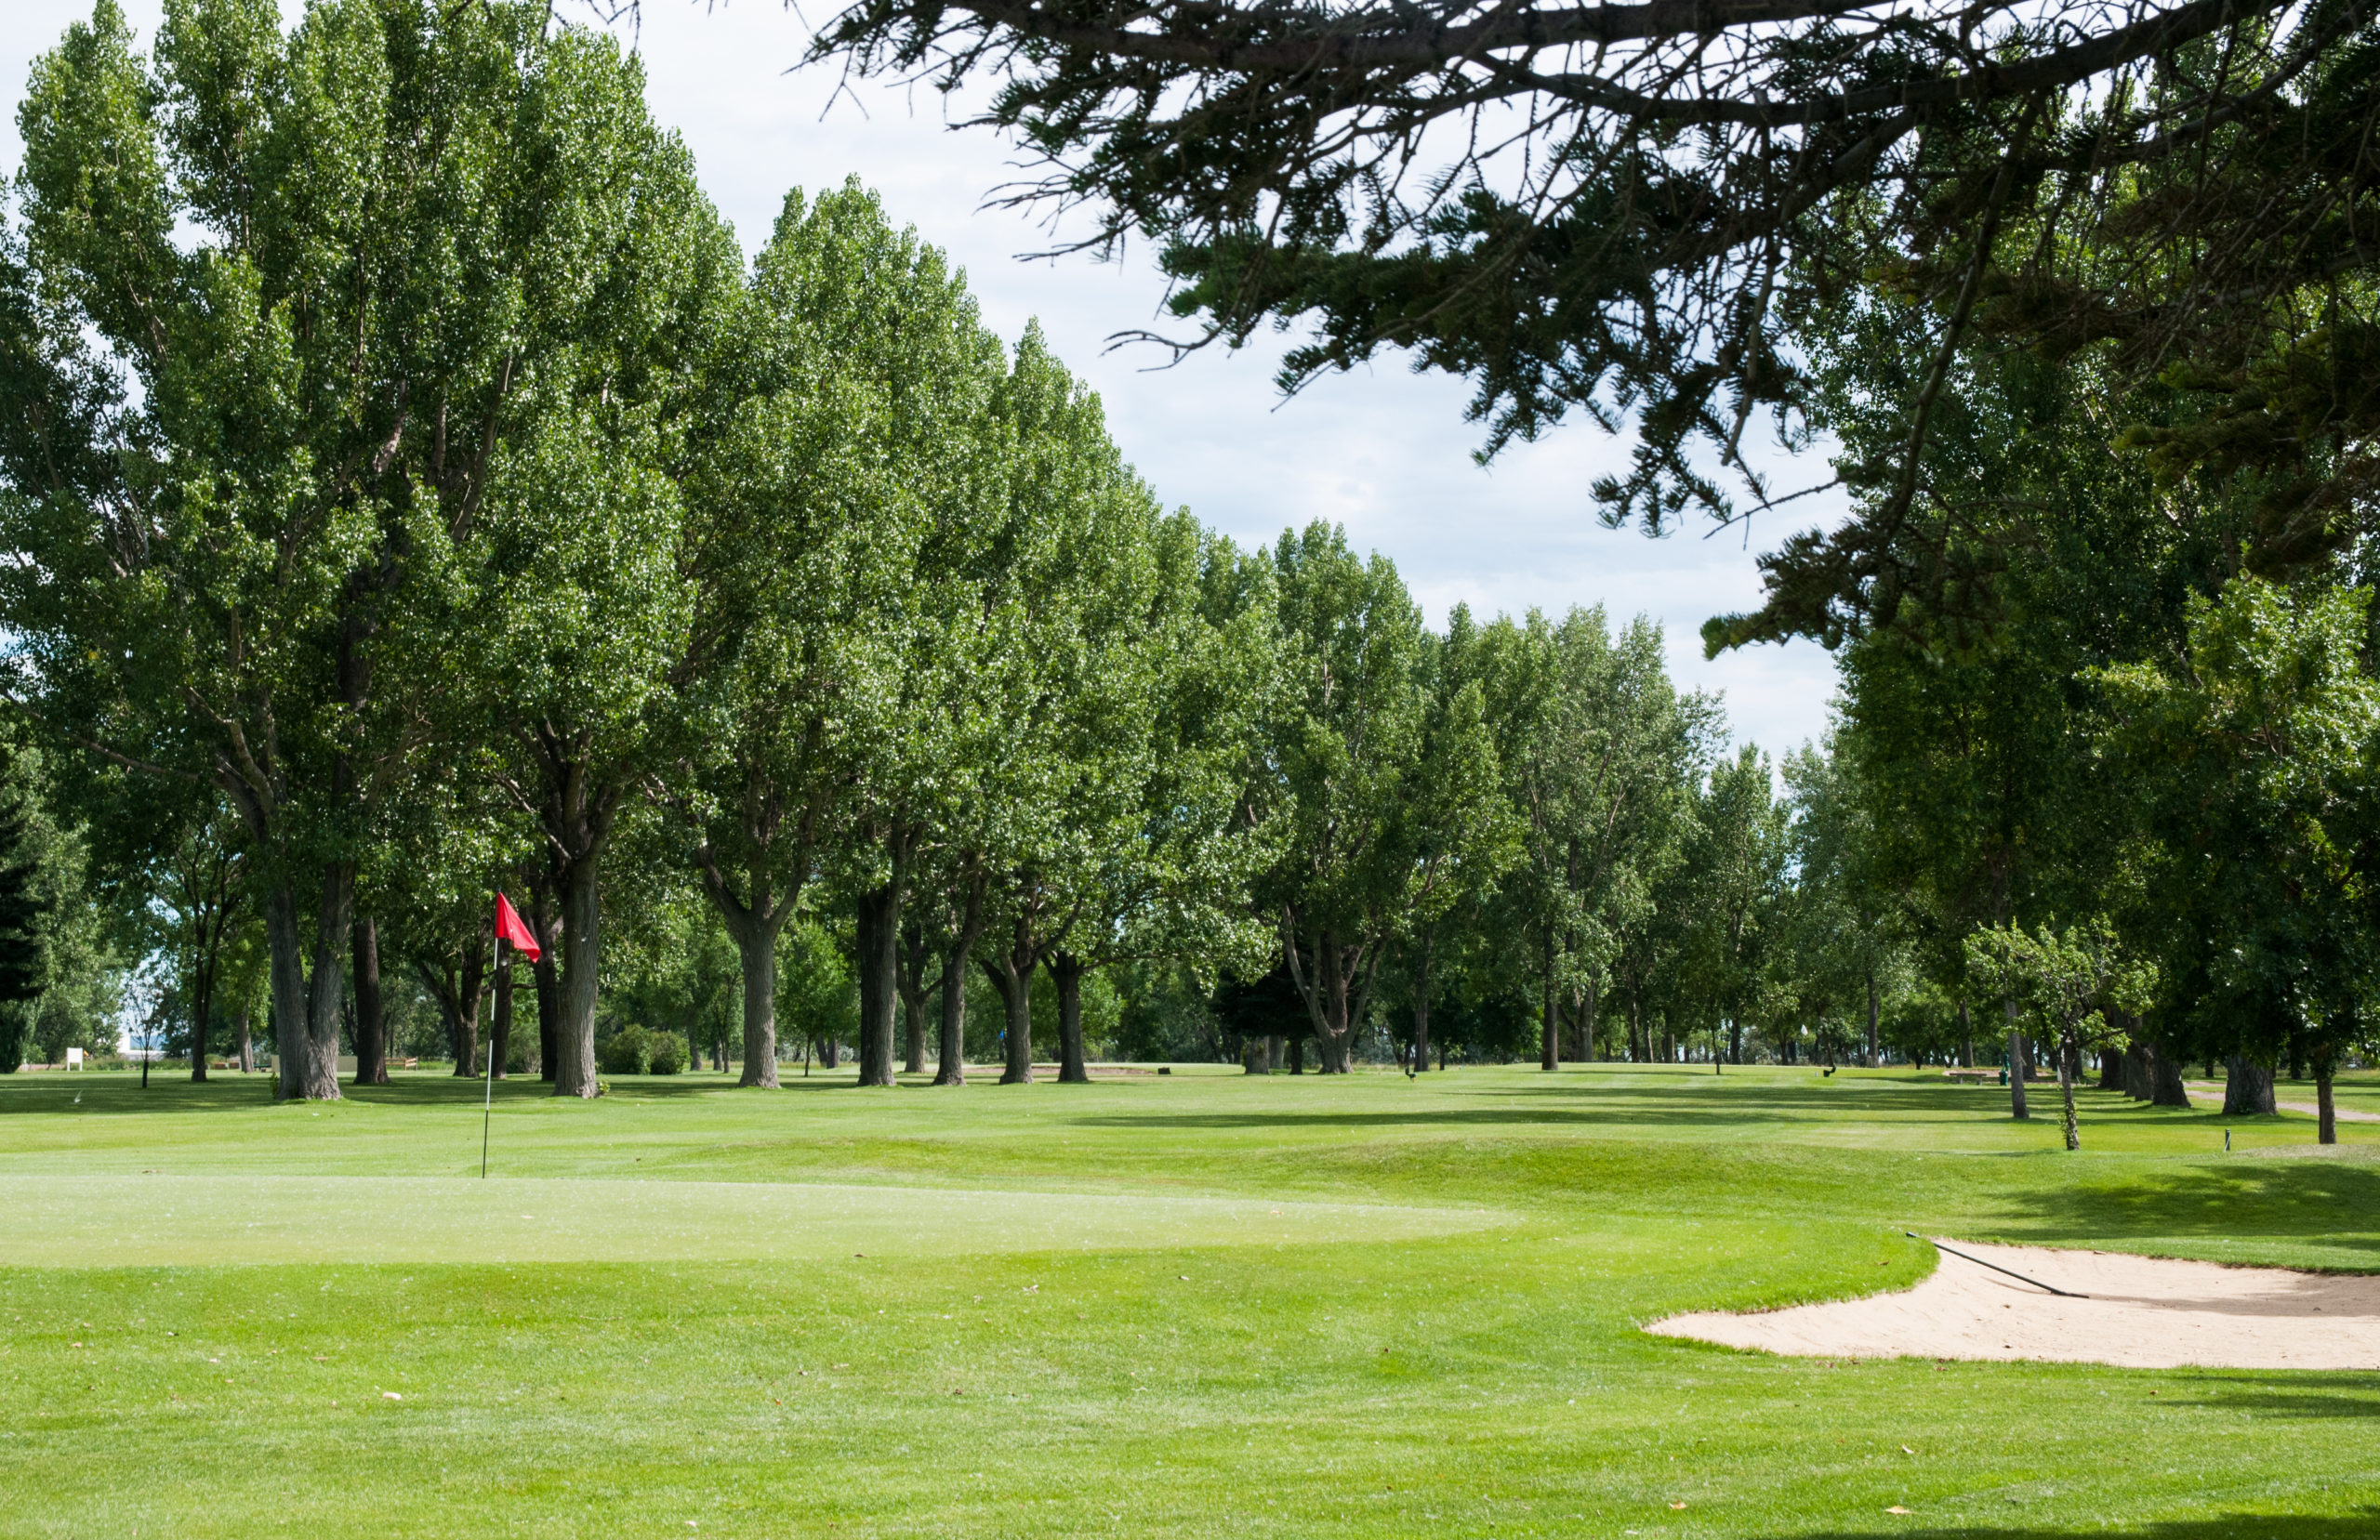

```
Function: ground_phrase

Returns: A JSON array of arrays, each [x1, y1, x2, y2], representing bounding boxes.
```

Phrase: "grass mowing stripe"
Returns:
[[0, 1175, 1514, 1267]]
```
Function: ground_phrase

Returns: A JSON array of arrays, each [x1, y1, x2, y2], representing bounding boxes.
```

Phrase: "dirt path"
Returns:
[[2184, 1081, 2380, 1123], [1648, 1239, 2380, 1369]]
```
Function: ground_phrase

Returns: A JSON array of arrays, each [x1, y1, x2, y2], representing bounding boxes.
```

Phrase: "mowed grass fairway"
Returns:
[[3, 1064, 2377, 1538]]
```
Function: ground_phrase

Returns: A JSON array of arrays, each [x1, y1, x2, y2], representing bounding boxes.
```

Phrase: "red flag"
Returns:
[[496, 893, 543, 963]]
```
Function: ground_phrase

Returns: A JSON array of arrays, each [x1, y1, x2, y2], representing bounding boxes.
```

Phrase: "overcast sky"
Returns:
[[4, 0, 1850, 760]]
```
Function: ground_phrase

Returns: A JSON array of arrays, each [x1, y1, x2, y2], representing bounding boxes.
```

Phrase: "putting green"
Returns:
[[0, 1173, 1516, 1267]]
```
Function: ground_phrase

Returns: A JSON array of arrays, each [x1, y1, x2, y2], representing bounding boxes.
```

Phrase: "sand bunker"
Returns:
[[1649, 1240, 2380, 1369]]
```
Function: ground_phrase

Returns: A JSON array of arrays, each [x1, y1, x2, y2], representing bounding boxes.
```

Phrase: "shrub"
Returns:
[[504, 1031, 535, 1076], [645, 1032, 688, 1076], [596, 1025, 649, 1076]]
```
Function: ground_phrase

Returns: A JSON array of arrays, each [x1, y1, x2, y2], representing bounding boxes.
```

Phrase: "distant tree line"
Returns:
[[5, 0, 1967, 1096]]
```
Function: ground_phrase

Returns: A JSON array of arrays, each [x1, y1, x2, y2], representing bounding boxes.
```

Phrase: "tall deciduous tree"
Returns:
[[2096, 578, 2380, 1136], [5, 0, 729, 1099], [674, 181, 1001, 1090], [1261, 523, 1427, 1073]]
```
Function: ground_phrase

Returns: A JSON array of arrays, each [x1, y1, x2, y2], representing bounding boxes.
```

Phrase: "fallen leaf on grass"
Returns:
[[1900, 1445, 1915, 1454], [1886, 1507, 1912, 1516], [1668, 1502, 1686, 1510], [382, 1391, 401, 1401]]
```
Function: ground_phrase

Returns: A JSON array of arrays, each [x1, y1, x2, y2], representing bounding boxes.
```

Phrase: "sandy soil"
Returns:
[[1647, 1240, 2380, 1368]]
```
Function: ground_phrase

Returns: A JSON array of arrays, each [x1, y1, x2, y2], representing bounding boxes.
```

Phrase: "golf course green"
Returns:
[[1, 1061, 2373, 1536]]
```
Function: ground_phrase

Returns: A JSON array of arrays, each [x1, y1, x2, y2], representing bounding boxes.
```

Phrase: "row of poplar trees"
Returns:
[[2, 0, 1780, 1098]]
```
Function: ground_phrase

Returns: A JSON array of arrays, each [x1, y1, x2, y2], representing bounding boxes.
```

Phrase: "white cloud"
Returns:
[[3, 0, 1848, 758]]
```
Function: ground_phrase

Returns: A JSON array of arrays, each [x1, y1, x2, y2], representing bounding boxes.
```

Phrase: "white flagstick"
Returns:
[[483, 935, 504, 1178]]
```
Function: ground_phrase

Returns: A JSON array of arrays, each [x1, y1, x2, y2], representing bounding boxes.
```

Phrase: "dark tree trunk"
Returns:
[[548, 860, 602, 1098], [2316, 1054, 2337, 1144], [735, 917, 780, 1087], [2097, 1048, 2122, 1091], [934, 874, 986, 1087], [236, 1008, 254, 1073], [189, 986, 210, 1083], [2150, 1037, 2192, 1107], [352, 915, 388, 1086], [266, 869, 350, 1102], [1539, 930, 1557, 1071], [902, 991, 927, 1076], [898, 917, 930, 1077], [1053, 951, 1090, 1083], [493, 944, 514, 1080], [2004, 995, 2030, 1120], [2057, 1031, 2081, 1150], [187, 949, 215, 1084], [1290, 1036, 1305, 1073], [817, 1034, 840, 1069], [1959, 1002, 1974, 1069], [855, 877, 900, 1087], [1627, 993, 1644, 1062], [2223, 1056, 2277, 1116], [984, 922, 1038, 1085], [1411, 945, 1435, 1073], [531, 886, 559, 1084], [1864, 972, 1880, 1068], [2122, 1040, 2152, 1099]]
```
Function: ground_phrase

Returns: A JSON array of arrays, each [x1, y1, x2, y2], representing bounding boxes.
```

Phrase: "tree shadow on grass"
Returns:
[[2172, 1375, 2380, 1418], [1797, 1517, 2380, 1539], [1963, 1158, 2380, 1262]]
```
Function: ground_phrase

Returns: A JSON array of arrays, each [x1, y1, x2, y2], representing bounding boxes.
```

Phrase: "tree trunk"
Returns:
[[898, 917, 930, 1076], [903, 992, 927, 1077], [351, 915, 388, 1086], [2149, 1037, 2191, 1107], [2004, 994, 2030, 1120], [934, 946, 970, 1087], [2122, 1040, 2151, 1099], [549, 861, 601, 1098], [818, 1033, 840, 1069], [187, 945, 215, 1083], [1581, 983, 1597, 1061], [1411, 948, 1435, 1073], [2057, 1030, 2081, 1150], [2317, 1056, 2337, 1145], [986, 924, 1037, 1085], [494, 945, 514, 1081], [1054, 951, 1090, 1083], [2097, 1048, 2122, 1091], [1959, 1002, 1974, 1069], [532, 887, 560, 1084], [236, 1008, 254, 1073], [1539, 930, 1557, 1071], [932, 875, 986, 1087], [2223, 1055, 2277, 1116], [1290, 1035, 1305, 1073], [734, 917, 782, 1088], [266, 871, 348, 1102], [1864, 971, 1880, 1068], [855, 878, 899, 1087], [189, 987, 209, 1083]]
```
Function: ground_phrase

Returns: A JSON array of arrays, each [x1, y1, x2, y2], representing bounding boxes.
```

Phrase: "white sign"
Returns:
[[64, 1047, 82, 1069]]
